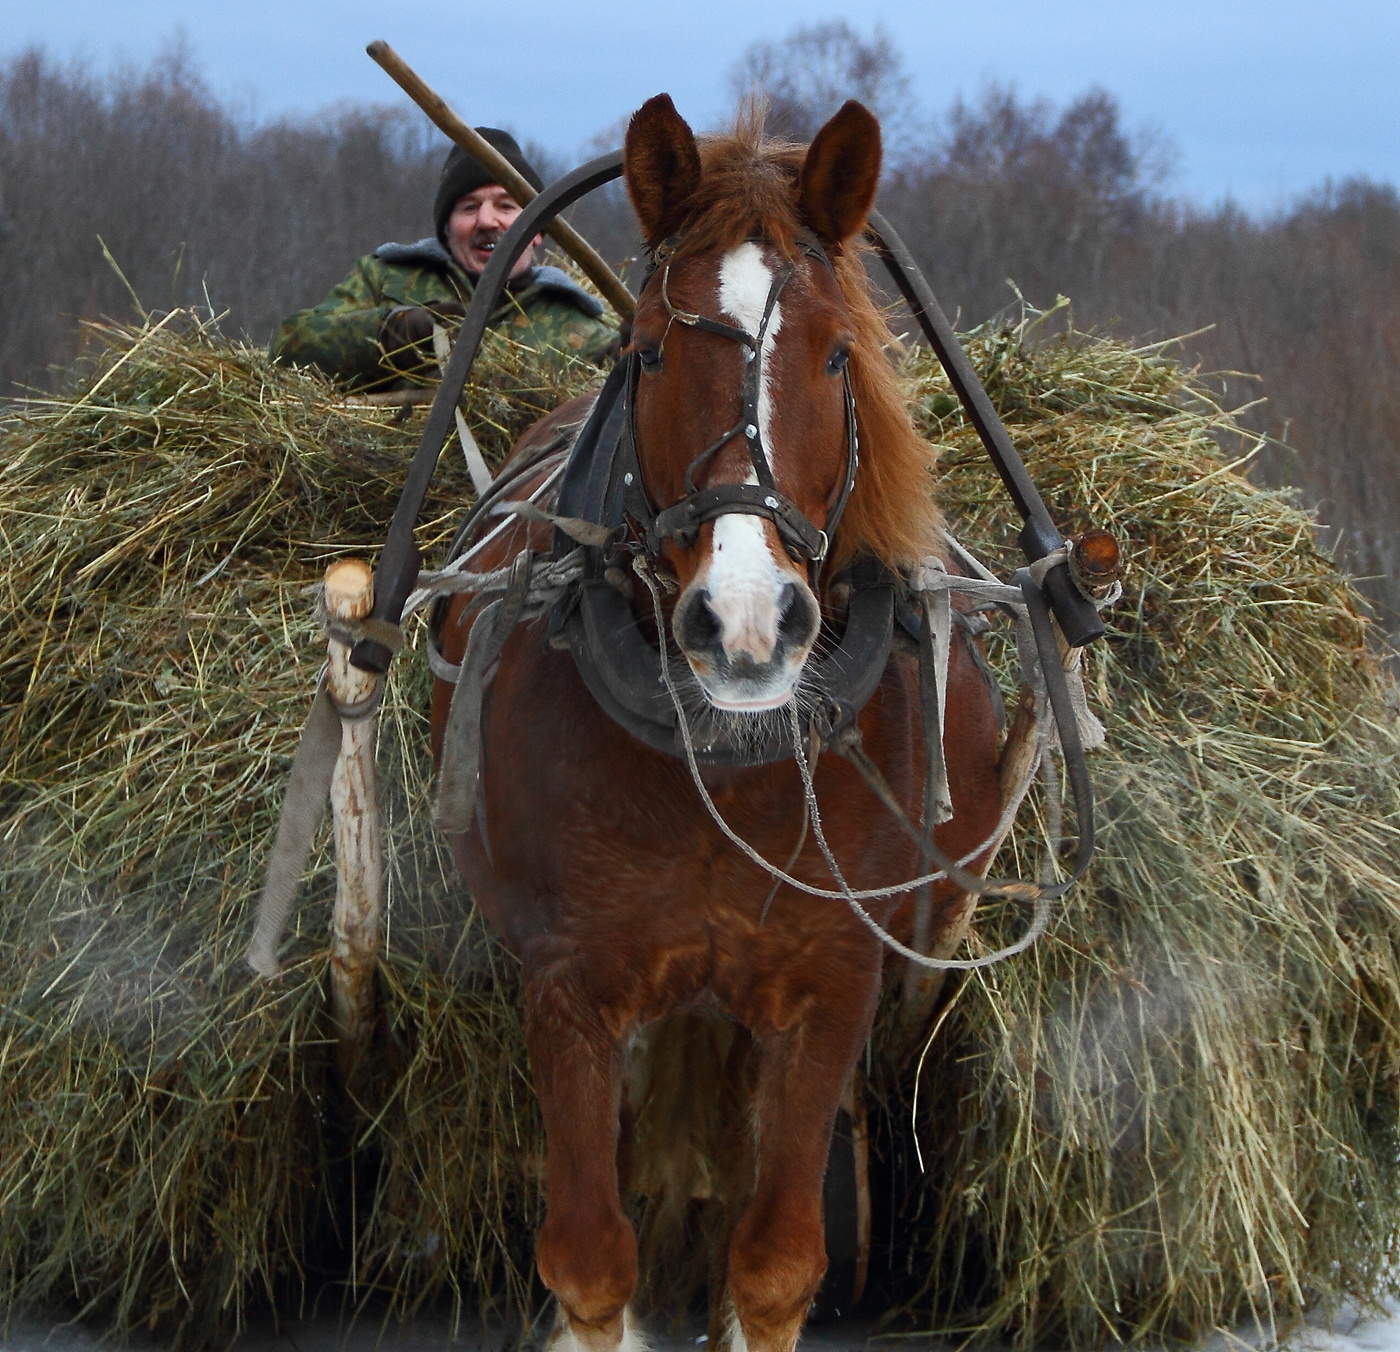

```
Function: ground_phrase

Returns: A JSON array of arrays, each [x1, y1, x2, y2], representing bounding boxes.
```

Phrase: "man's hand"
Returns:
[[379, 301, 467, 372]]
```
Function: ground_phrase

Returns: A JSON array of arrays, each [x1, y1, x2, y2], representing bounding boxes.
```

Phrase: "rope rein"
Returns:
[[405, 516, 1116, 970], [632, 555, 1073, 972], [249, 489, 1112, 976]]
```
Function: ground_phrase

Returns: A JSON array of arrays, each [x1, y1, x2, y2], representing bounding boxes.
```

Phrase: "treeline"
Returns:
[[1, 32, 1395, 634], [884, 90, 1400, 635]]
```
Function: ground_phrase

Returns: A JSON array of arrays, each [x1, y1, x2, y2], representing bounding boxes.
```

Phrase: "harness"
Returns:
[[418, 216, 1112, 917], [349, 149, 1107, 678], [275, 147, 1121, 970], [518, 227, 896, 768]]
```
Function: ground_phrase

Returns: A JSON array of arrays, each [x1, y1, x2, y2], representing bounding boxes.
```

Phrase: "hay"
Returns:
[[1, 300, 1397, 1348], [0, 309, 592, 1344], [872, 300, 1400, 1346]]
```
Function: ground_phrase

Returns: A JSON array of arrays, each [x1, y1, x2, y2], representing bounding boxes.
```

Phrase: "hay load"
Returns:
[[884, 306, 1400, 1345], [1, 303, 1397, 1348], [0, 311, 585, 1341]]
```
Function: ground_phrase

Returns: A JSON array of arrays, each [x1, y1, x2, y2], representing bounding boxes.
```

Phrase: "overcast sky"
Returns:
[[8, 0, 1398, 211]]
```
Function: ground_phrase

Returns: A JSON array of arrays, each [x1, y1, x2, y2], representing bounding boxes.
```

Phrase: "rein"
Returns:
[[630, 549, 1113, 971], [388, 514, 1112, 973], [281, 145, 1120, 976]]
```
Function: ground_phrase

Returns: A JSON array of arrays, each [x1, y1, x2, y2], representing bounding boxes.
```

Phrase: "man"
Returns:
[[271, 128, 616, 390]]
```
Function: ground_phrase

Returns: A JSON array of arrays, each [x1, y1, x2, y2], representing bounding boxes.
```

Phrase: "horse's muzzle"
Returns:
[[673, 579, 820, 709]]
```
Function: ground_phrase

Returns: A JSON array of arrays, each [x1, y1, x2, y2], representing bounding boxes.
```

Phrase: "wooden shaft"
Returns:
[[1070, 528, 1122, 597], [323, 558, 385, 1077], [346, 389, 435, 408], [892, 641, 1082, 1059], [366, 40, 636, 320]]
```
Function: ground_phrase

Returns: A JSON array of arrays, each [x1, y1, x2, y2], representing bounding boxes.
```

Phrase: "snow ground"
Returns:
[[8, 1300, 1400, 1352], [1220, 1303, 1400, 1352]]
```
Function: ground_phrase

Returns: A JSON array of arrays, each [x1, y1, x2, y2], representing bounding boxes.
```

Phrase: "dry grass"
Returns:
[[1, 301, 1397, 1347], [0, 310, 591, 1344], [872, 300, 1400, 1346]]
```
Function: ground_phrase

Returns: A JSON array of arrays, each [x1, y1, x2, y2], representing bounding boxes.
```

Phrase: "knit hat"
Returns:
[[432, 129, 544, 245]]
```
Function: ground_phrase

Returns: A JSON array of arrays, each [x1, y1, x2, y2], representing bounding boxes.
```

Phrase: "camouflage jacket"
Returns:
[[270, 238, 617, 390]]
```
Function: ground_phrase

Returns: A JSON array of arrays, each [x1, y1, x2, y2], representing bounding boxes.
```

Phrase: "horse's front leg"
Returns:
[[525, 953, 643, 1352], [725, 975, 880, 1352]]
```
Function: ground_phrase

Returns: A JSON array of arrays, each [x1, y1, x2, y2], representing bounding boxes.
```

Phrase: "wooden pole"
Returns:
[[892, 641, 1084, 1058], [346, 388, 435, 408], [323, 558, 385, 1077], [366, 39, 636, 321]]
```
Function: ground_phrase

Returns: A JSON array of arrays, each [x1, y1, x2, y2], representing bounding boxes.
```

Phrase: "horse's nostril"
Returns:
[[678, 589, 721, 651], [778, 582, 818, 649]]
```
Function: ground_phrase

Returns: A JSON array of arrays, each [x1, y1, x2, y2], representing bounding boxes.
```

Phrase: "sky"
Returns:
[[6, 1, 1399, 211]]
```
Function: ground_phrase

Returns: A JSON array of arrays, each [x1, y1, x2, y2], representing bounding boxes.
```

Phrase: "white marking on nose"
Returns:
[[718, 242, 782, 476], [679, 244, 809, 708], [701, 244, 788, 664], [707, 509, 785, 665]]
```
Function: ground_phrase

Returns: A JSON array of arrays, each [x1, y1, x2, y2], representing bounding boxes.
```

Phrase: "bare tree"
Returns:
[[726, 20, 923, 164], [882, 84, 1173, 321]]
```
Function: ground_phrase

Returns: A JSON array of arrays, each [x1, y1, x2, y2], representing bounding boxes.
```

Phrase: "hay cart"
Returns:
[[248, 42, 1127, 1320]]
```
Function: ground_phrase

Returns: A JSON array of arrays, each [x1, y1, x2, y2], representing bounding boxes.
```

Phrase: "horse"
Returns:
[[429, 94, 1003, 1352]]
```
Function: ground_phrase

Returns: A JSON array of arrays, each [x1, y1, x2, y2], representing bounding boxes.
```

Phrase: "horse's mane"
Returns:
[[675, 108, 944, 574]]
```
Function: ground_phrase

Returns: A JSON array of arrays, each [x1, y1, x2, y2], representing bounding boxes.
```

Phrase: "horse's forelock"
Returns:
[[671, 117, 806, 259]]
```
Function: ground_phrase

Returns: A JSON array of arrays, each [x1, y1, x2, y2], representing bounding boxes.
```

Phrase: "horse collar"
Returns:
[[557, 558, 900, 768]]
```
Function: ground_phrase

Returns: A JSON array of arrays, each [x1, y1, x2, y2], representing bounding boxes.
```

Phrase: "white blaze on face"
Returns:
[[689, 243, 795, 691], [717, 240, 783, 473]]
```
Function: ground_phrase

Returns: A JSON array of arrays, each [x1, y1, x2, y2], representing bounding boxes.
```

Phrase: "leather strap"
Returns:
[[561, 560, 897, 766]]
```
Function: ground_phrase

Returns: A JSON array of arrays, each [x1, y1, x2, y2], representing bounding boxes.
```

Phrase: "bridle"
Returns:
[[615, 230, 859, 575], [349, 146, 1107, 682], [503, 224, 899, 769]]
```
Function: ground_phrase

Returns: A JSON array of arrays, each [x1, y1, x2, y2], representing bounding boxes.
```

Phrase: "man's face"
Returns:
[[446, 184, 543, 278]]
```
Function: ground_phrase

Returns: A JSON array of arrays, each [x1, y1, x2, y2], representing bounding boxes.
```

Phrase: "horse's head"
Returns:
[[623, 95, 883, 713]]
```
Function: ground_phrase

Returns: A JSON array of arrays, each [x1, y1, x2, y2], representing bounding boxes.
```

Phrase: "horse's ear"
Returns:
[[625, 94, 702, 247], [798, 100, 882, 250]]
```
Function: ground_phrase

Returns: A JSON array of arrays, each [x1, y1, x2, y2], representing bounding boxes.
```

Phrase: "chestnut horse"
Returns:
[[431, 96, 1001, 1352]]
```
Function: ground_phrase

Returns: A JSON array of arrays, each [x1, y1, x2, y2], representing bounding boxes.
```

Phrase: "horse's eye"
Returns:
[[827, 346, 851, 374], [637, 346, 663, 372]]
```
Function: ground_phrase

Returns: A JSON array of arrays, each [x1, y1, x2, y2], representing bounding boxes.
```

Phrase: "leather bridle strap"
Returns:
[[652, 483, 829, 561], [661, 251, 788, 494], [626, 235, 857, 569]]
